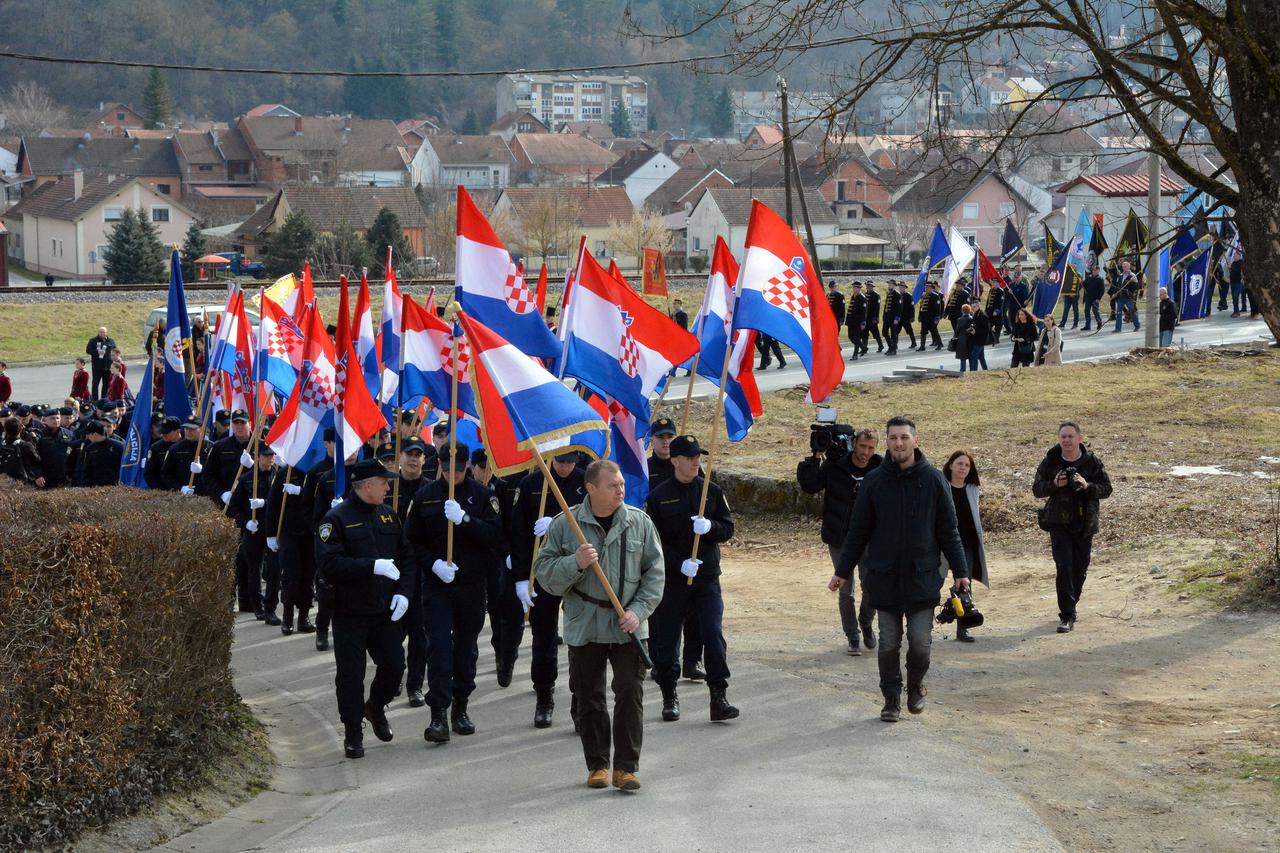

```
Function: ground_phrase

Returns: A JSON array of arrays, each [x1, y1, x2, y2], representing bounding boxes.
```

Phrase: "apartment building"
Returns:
[[497, 74, 648, 130]]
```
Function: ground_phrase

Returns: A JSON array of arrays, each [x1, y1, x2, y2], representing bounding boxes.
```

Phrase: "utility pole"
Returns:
[[778, 76, 794, 229], [1143, 20, 1163, 347], [778, 75, 825, 289]]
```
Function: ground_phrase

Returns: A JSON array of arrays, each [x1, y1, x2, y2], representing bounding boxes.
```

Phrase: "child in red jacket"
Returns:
[[71, 358, 91, 400]]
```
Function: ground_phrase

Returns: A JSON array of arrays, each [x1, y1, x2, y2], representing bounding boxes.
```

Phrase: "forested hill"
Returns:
[[0, 0, 744, 131]]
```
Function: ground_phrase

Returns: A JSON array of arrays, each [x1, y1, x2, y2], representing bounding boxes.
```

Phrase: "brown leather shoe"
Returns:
[[907, 683, 927, 715], [612, 770, 641, 791], [587, 768, 609, 789]]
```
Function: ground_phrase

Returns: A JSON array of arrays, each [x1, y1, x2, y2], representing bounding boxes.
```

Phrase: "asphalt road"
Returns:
[[153, 615, 1061, 852], [5, 314, 1269, 409]]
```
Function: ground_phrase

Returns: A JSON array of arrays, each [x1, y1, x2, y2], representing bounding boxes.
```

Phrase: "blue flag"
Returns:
[[1179, 249, 1211, 321], [913, 224, 951, 301], [119, 351, 156, 488], [1034, 236, 1074, 318], [163, 250, 194, 421]]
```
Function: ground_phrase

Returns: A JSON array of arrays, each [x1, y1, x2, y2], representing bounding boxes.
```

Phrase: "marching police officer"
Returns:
[[203, 409, 253, 507], [77, 421, 123, 485], [227, 442, 277, 620], [644, 435, 739, 723], [315, 460, 414, 759], [34, 407, 75, 488], [393, 436, 437, 708], [402, 442, 507, 743], [307, 431, 346, 651], [895, 282, 918, 350], [846, 281, 868, 359], [265, 456, 315, 636], [145, 417, 181, 489], [510, 451, 587, 727], [647, 417, 677, 486], [167, 418, 210, 493]]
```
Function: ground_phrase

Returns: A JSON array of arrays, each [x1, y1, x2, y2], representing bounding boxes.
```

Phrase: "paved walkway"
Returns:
[[155, 615, 1060, 852]]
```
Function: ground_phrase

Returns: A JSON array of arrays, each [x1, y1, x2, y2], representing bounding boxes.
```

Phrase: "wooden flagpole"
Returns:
[[679, 354, 700, 434], [686, 341, 733, 585], [274, 465, 293, 538], [524, 464, 552, 621], [223, 386, 271, 517], [444, 315, 461, 567]]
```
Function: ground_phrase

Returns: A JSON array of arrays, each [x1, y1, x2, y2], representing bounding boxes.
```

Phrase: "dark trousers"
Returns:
[[91, 366, 110, 400], [404, 579, 429, 692], [876, 607, 933, 697], [485, 563, 515, 664], [828, 545, 873, 641], [886, 321, 900, 352], [649, 576, 730, 690], [1048, 526, 1093, 621], [1231, 282, 1249, 314], [332, 612, 405, 724], [261, 548, 281, 614], [278, 531, 314, 614], [865, 320, 883, 351], [899, 320, 916, 348], [985, 312, 1002, 345], [1059, 295, 1079, 327], [423, 583, 487, 710], [1082, 297, 1103, 329], [756, 335, 785, 367], [919, 319, 943, 348], [568, 641, 645, 773], [236, 530, 265, 610], [682, 607, 703, 667], [528, 580, 565, 687]]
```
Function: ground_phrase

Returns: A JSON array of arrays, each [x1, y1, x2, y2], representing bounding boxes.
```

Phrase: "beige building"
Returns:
[[1, 172, 196, 279]]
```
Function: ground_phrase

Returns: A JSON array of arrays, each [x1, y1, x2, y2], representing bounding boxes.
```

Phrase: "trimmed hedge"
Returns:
[[0, 485, 242, 851]]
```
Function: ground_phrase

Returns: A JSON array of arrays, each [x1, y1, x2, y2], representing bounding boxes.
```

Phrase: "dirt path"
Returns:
[[719, 534, 1280, 852]]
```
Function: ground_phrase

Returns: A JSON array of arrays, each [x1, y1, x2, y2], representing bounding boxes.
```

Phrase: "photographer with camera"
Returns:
[[1033, 421, 1112, 633], [798, 417, 882, 655]]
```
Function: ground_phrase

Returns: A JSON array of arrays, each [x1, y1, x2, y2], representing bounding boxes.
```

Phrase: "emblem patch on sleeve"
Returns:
[[490, 496, 500, 514], [318, 522, 334, 542]]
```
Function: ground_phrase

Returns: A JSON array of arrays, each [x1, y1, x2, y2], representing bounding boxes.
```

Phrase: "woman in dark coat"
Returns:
[[942, 450, 989, 642], [1010, 309, 1038, 368], [952, 304, 974, 367]]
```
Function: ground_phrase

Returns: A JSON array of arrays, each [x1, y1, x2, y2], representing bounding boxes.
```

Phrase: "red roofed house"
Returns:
[[92, 102, 146, 131], [509, 133, 619, 186], [1055, 172, 1184, 250]]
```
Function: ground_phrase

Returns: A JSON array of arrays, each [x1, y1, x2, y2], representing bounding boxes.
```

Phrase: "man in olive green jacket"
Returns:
[[535, 459, 664, 792]]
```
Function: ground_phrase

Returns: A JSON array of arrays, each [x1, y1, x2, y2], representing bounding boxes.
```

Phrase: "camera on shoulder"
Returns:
[[810, 406, 856, 455]]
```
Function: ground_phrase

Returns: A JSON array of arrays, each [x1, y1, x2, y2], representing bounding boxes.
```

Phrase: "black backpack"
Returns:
[[0, 440, 29, 482]]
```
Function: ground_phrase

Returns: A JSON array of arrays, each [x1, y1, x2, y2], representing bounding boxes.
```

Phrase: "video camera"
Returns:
[[936, 584, 984, 629], [810, 406, 856, 455]]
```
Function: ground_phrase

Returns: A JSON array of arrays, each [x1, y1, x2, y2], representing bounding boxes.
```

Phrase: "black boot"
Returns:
[[343, 721, 364, 759], [682, 659, 706, 682], [661, 684, 680, 722], [364, 699, 393, 742], [263, 609, 282, 626], [880, 692, 901, 722], [424, 707, 450, 743], [709, 687, 739, 722], [451, 699, 476, 735], [534, 685, 554, 729], [281, 605, 295, 636], [315, 628, 329, 652], [296, 609, 316, 634], [496, 654, 515, 688]]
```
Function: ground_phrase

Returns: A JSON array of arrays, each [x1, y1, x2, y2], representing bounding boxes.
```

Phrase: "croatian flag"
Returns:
[[607, 399, 651, 508], [257, 294, 303, 395], [456, 186, 561, 358], [285, 261, 316, 321], [354, 270, 380, 401], [210, 287, 256, 421], [942, 226, 976, 299], [913, 224, 951, 301], [694, 236, 762, 442], [557, 235, 589, 344], [266, 306, 335, 471], [561, 252, 699, 434], [455, 310, 608, 474], [400, 293, 476, 418], [732, 199, 843, 403], [163, 250, 194, 420], [379, 248, 404, 405], [335, 276, 388, 452]]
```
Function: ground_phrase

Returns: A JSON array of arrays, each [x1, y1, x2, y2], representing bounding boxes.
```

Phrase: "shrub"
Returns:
[[0, 485, 242, 850]]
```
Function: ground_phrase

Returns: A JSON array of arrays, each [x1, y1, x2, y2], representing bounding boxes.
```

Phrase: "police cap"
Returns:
[[669, 434, 708, 458], [651, 416, 677, 437], [230, 409, 250, 423], [350, 459, 398, 483]]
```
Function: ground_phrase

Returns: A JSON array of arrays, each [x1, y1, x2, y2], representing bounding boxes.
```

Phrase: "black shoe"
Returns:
[[1057, 618, 1075, 633], [408, 689, 425, 708], [364, 699, 393, 742], [296, 613, 316, 634], [424, 707, 450, 743], [451, 700, 476, 735], [682, 661, 706, 682], [280, 605, 294, 636], [881, 693, 901, 722], [861, 626, 876, 649], [254, 609, 267, 621], [907, 682, 927, 715], [534, 686, 554, 729], [846, 636, 861, 656], [315, 630, 329, 652], [956, 626, 975, 643], [661, 685, 680, 722], [343, 721, 364, 759], [496, 656, 515, 688], [263, 611, 282, 627], [709, 688, 739, 722]]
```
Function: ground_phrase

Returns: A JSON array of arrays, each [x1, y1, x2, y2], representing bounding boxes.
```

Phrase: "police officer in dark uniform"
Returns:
[[882, 281, 902, 355], [227, 442, 277, 621], [265, 454, 315, 636], [392, 436, 435, 708], [646, 417, 677, 485], [167, 418, 210, 493], [34, 408, 75, 488], [917, 281, 945, 351], [77, 421, 123, 485], [644, 435, 739, 723], [202, 409, 253, 507], [846, 282, 868, 359], [488, 466, 526, 699], [896, 282, 918, 350], [145, 417, 181, 489], [315, 459, 415, 759], [403, 442, 507, 743], [510, 451, 586, 727], [308, 432, 348, 651]]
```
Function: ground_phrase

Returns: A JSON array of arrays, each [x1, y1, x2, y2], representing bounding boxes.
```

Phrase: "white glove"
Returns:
[[373, 559, 400, 581], [189, 461, 203, 474], [691, 515, 712, 535], [505, 555, 512, 570], [389, 594, 409, 622], [249, 497, 265, 510], [179, 485, 195, 496], [283, 483, 302, 496], [533, 516, 553, 537], [515, 579, 537, 610], [266, 537, 279, 552], [330, 497, 343, 508], [444, 499, 465, 525], [240, 450, 253, 467], [432, 559, 458, 583], [245, 520, 259, 533], [680, 558, 702, 578], [221, 490, 232, 505]]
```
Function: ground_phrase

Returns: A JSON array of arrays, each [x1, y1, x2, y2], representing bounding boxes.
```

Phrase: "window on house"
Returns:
[[835, 180, 847, 201], [155, 183, 171, 195], [492, 170, 500, 186], [962, 203, 979, 220], [963, 233, 977, 247], [116, 112, 126, 122], [594, 241, 607, 257], [692, 237, 702, 251], [999, 202, 1016, 218], [846, 208, 857, 220], [151, 207, 170, 223], [104, 206, 124, 222]]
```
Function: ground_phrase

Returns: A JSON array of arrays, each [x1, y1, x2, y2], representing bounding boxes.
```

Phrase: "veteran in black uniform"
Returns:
[[392, 436, 435, 708], [144, 417, 181, 489], [315, 460, 415, 759], [509, 451, 586, 727], [202, 409, 253, 507], [166, 418, 210, 493], [265, 454, 315, 636], [227, 442, 277, 620], [402, 443, 507, 743], [34, 408, 75, 488], [643, 435, 739, 723]]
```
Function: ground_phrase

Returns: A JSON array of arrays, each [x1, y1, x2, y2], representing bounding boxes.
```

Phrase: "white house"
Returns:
[[416, 135, 516, 190], [594, 146, 680, 207], [685, 187, 838, 264], [1055, 173, 1185, 249]]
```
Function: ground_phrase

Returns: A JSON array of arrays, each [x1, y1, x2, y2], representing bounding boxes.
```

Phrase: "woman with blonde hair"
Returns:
[[1037, 315, 1063, 366]]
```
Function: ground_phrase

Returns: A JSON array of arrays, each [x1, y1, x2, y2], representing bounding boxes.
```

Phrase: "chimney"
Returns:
[[294, 116, 303, 135], [72, 169, 84, 201], [343, 115, 352, 132]]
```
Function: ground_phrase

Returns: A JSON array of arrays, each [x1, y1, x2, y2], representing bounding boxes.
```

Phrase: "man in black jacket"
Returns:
[[645, 435, 738, 723], [78, 421, 123, 485], [864, 281, 884, 353], [1158, 287, 1179, 347], [798, 427, 882, 655], [144, 417, 181, 489], [916, 281, 944, 351], [316, 460, 415, 759], [826, 281, 846, 329], [895, 282, 918, 350], [265, 459, 315, 636], [1081, 266, 1106, 330], [846, 282, 868, 358], [831, 416, 969, 722], [882, 282, 902, 355], [402, 443, 508, 743], [1032, 421, 1112, 633], [202, 409, 253, 507], [228, 443, 278, 621], [85, 327, 117, 400]]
